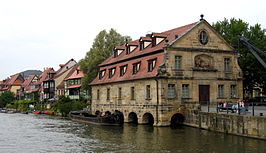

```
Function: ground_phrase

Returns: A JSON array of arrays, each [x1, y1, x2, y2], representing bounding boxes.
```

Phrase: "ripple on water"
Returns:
[[0, 113, 266, 153]]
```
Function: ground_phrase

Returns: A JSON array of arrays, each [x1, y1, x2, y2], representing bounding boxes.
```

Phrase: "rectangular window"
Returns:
[[182, 84, 189, 98], [148, 59, 156, 72], [218, 85, 224, 98], [131, 87, 135, 100], [175, 56, 182, 69], [99, 70, 106, 80], [97, 89, 100, 100], [230, 85, 237, 98], [168, 84, 176, 99], [120, 65, 127, 77], [133, 62, 141, 74], [109, 68, 116, 78], [146, 85, 151, 99], [107, 88, 110, 100], [118, 87, 122, 99], [224, 58, 231, 72]]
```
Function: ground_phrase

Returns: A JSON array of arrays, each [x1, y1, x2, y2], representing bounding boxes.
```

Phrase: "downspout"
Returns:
[[155, 79, 159, 125]]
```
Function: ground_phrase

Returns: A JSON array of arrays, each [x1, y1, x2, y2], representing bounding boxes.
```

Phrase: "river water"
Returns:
[[0, 113, 265, 153]]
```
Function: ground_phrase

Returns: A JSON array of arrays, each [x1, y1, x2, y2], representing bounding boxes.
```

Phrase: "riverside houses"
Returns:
[[64, 65, 86, 100], [90, 17, 243, 126], [0, 73, 24, 98], [42, 59, 77, 101]]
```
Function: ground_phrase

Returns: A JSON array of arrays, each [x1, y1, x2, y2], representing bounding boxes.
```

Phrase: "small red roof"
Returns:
[[115, 45, 125, 50], [65, 66, 84, 80], [67, 84, 81, 89]]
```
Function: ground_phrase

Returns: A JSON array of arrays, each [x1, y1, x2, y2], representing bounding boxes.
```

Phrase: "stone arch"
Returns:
[[142, 113, 154, 125], [128, 112, 138, 124], [104, 111, 111, 116], [170, 113, 185, 127], [95, 110, 101, 116], [114, 110, 124, 124]]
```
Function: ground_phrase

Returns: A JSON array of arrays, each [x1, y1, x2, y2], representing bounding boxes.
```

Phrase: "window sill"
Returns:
[[168, 98, 176, 100], [217, 97, 226, 99], [146, 98, 152, 100]]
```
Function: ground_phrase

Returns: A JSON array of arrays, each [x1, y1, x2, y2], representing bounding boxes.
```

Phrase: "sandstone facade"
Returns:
[[90, 19, 243, 126]]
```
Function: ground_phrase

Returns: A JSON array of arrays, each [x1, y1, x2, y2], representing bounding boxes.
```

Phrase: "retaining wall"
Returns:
[[183, 110, 266, 139]]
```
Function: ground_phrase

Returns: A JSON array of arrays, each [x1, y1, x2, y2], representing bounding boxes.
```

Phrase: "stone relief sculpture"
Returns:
[[194, 54, 214, 69]]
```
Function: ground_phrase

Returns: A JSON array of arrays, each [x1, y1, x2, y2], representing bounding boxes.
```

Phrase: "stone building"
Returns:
[[90, 17, 243, 126]]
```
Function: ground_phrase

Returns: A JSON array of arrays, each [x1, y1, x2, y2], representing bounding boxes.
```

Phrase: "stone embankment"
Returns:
[[183, 110, 266, 139]]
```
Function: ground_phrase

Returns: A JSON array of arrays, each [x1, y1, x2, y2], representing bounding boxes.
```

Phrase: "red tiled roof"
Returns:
[[152, 32, 168, 37], [114, 45, 125, 50], [127, 40, 139, 46], [91, 21, 199, 85], [22, 75, 35, 87], [6, 74, 24, 86], [99, 22, 198, 67], [140, 37, 152, 41], [67, 84, 81, 89], [65, 66, 84, 80]]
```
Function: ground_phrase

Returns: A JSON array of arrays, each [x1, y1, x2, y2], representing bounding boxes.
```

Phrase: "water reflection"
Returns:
[[0, 113, 265, 153]]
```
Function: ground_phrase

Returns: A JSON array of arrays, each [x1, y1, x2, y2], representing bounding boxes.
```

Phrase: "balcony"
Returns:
[[69, 95, 80, 100]]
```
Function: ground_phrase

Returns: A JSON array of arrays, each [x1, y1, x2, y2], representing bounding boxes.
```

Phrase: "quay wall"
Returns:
[[183, 110, 266, 139]]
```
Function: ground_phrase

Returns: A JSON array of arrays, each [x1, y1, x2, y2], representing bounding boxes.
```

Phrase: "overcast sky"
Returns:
[[0, 0, 265, 80]]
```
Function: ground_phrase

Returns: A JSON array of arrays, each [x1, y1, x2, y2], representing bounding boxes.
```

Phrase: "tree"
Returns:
[[213, 18, 266, 96], [79, 29, 131, 92], [0, 91, 15, 108]]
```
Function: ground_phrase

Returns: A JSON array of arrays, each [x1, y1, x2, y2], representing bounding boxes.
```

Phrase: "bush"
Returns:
[[7, 100, 35, 111], [53, 95, 87, 117], [0, 91, 15, 108]]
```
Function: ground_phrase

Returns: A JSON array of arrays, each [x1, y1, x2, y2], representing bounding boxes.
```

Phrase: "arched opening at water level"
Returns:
[[114, 110, 124, 124], [128, 112, 138, 124], [170, 113, 185, 127], [142, 113, 154, 125]]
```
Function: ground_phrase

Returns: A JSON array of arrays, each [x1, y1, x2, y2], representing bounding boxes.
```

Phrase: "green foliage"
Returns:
[[53, 95, 87, 117], [0, 91, 15, 108], [6, 100, 35, 111], [213, 18, 266, 94], [79, 29, 131, 91]]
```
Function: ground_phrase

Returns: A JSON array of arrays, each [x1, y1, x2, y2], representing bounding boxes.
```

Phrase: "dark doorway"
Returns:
[[199, 85, 210, 105]]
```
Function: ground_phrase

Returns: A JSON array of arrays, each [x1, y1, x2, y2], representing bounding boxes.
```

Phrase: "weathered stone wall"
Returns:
[[183, 110, 266, 139], [164, 21, 243, 104], [91, 79, 185, 126]]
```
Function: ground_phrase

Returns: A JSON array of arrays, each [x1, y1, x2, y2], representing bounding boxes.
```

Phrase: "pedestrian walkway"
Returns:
[[201, 105, 266, 116]]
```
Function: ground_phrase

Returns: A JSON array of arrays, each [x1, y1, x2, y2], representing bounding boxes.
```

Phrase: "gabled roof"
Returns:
[[65, 66, 84, 81], [6, 73, 24, 86], [91, 21, 199, 85], [99, 22, 198, 67], [40, 68, 55, 82]]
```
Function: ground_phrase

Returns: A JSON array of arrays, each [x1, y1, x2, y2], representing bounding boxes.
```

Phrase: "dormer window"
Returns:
[[109, 67, 116, 78], [151, 33, 167, 47], [120, 65, 127, 77], [99, 70, 106, 80], [132, 62, 141, 74], [148, 58, 157, 72], [114, 50, 118, 58], [139, 37, 152, 50], [113, 49, 124, 58], [126, 42, 138, 54], [114, 46, 125, 58]]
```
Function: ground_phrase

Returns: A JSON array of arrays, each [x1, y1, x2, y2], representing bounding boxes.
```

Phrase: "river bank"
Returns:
[[1, 113, 266, 153]]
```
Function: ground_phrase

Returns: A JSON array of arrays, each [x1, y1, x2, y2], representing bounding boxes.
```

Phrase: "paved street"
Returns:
[[201, 105, 266, 117]]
